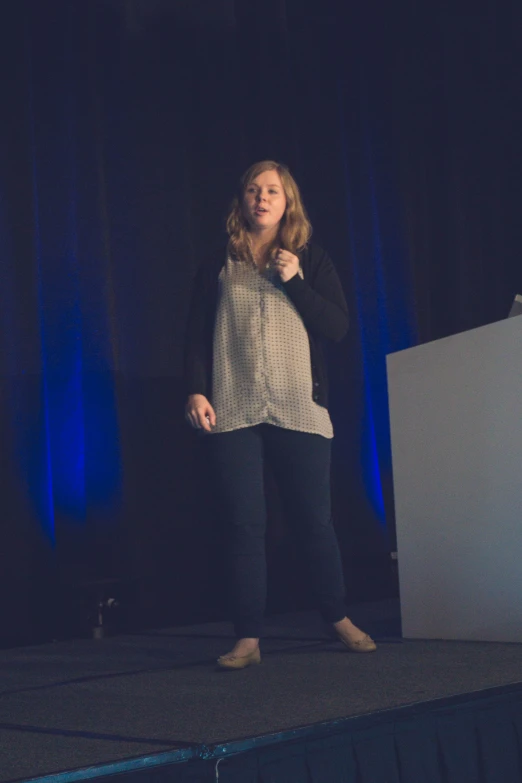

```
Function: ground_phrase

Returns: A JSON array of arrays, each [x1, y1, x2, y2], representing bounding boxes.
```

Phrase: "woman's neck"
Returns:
[[249, 229, 278, 259]]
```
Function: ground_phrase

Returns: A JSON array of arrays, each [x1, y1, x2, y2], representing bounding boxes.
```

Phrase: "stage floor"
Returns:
[[1, 599, 522, 782]]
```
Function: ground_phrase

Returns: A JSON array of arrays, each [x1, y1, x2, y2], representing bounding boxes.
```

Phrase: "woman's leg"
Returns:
[[208, 426, 266, 651], [264, 425, 371, 644]]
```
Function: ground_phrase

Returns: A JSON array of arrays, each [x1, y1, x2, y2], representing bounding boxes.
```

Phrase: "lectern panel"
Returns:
[[387, 316, 522, 641]]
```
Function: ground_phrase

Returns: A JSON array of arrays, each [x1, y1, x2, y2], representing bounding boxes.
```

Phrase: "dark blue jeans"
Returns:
[[208, 424, 347, 638]]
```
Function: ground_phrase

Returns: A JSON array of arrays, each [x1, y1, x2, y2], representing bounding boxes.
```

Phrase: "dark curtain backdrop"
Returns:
[[1, 0, 521, 644]]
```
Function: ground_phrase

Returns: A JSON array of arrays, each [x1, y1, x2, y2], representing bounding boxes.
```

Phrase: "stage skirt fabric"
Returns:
[[144, 687, 522, 783]]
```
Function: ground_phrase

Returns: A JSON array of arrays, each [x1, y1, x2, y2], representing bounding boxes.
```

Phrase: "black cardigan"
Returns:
[[183, 243, 349, 409]]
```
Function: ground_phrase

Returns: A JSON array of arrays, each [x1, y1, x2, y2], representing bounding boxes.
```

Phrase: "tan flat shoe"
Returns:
[[216, 648, 262, 670], [337, 632, 377, 653]]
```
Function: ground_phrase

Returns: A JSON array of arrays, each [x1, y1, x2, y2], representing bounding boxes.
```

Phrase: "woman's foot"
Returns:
[[333, 617, 377, 653], [217, 638, 261, 670]]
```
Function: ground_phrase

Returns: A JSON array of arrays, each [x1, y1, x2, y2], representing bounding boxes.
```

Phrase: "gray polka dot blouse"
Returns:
[[209, 257, 333, 439]]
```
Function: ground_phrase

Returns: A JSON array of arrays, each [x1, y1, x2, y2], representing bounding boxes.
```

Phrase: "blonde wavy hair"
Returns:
[[226, 160, 312, 262]]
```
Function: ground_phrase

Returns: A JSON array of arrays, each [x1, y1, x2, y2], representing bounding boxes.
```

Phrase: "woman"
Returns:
[[184, 160, 376, 669]]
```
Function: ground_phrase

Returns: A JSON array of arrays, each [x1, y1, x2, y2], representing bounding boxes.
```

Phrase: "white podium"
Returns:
[[387, 315, 522, 642]]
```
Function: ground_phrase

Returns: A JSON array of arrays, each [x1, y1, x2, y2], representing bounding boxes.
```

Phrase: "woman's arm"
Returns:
[[183, 262, 211, 398], [282, 247, 349, 342]]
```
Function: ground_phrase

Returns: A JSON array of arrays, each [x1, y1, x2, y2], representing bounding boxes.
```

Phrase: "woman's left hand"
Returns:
[[274, 249, 300, 282]]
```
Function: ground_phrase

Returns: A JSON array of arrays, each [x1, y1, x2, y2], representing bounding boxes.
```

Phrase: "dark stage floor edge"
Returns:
[[2, 600, 522, 783]]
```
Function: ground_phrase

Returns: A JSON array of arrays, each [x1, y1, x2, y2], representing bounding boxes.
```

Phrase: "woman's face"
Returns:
[[243, 169, 287, 233]]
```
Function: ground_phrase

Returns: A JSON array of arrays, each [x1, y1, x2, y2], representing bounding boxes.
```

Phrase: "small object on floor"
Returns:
[[337, 632, 377, 653], [217, 648, 262, 670]]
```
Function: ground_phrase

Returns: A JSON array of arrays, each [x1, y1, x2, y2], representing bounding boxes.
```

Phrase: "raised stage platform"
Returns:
[[2, 600, 522, 783]]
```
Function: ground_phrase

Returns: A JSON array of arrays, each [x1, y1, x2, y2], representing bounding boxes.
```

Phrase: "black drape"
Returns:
[[1, 0, 521, 643]]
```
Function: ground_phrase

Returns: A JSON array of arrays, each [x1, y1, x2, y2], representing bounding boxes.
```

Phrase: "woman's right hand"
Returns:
[[185, 394, 217, 433]]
